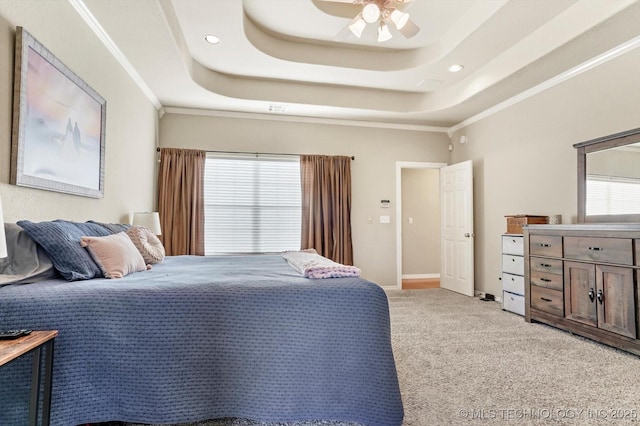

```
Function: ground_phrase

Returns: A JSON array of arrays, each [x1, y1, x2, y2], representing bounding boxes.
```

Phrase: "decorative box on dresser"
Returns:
[[524, 223, 640, 356], [502, 234, 525, 315]]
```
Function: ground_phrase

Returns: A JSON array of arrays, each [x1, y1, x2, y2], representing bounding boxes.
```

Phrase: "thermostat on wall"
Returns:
[[380, 200, 390, 208]]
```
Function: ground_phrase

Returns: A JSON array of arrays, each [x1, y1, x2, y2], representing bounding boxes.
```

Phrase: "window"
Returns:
[[586, 174, 640, 215], [204, 153, 301, 254]]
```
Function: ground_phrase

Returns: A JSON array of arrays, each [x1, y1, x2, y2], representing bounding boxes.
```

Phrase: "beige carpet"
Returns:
[[125, 288, 640, 426], [388, 288, 640, 425]]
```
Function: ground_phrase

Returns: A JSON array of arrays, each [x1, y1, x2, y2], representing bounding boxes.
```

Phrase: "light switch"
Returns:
[[379, 215, 390, 224], [408, 217, 413, 224]]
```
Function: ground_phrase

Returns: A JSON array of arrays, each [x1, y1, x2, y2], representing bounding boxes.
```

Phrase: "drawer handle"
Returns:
[[539, 243, 551, 247], [597, 289, 604, 304], [540, 263, 552, 268], [588, 246, 603, 251], [588, 288, 595, 302], [540, 278, 552, 283], [540, 297, 552, 302]]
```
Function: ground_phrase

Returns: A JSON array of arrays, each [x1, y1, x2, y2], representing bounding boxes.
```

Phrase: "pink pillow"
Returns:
[[81, 232, 148, 279], [126, 225, 165, 264]]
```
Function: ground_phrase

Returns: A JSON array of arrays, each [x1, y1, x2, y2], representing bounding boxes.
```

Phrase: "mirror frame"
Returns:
[[575, 127, 640, 223]]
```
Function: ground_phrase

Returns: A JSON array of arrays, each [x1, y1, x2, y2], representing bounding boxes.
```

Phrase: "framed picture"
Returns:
[[11, 26, 106, 198]]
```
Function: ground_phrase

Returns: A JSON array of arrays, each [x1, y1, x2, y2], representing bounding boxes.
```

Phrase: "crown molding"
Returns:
[[450, 34, 640, 134], [68, 0, 162, 109], [162, 107, 449, 133]]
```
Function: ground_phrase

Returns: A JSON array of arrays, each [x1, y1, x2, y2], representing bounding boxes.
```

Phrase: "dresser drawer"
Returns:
[[530, 285, 564, 317], [530, 235, 562, 258], [530, 257, 562, 275], [564, 237, 632, 265], [502, 272, 524, 295], [530, 270, 563, 291], [502, 254, 524, 275], [503, 291, 524, 316], [502, 235, 524, 256]]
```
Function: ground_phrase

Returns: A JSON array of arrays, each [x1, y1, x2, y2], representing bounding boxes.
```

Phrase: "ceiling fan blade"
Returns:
[[334, 24, 354, 41], [335, 13, 364, 40], [398, 18, 420, 38]]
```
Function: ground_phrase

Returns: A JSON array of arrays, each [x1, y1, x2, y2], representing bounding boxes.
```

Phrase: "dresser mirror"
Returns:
[[575, 127, 640, 223]]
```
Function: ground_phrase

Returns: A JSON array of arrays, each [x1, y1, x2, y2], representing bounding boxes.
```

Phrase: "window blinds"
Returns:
[[586, 174, 640, 215], [204, 153, 301, 255]]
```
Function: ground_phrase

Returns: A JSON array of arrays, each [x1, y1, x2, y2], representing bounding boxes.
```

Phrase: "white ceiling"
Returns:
[[77, 0, 640, 130]]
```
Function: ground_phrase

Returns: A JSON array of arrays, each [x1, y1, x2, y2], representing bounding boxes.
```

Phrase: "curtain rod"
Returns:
[[156, 147, 354, 160]]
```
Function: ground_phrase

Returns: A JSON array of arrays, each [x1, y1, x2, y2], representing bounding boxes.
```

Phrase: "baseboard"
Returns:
[[402, 274, 440, 279]]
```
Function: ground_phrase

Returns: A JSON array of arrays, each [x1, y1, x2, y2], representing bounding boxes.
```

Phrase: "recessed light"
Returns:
[[448, 64, 464, 73], [204, 34, 221, 45]]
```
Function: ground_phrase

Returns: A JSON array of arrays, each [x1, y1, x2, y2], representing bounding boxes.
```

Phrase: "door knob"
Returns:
[[464, 233, 473, 238]]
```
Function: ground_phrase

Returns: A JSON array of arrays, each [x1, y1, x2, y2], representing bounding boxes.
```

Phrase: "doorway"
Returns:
[[395, 162, 446, 289]]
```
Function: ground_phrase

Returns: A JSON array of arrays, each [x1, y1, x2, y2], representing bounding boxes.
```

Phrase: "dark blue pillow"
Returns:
[[87, 220, 131, 234], [17, 220, 111, 281]]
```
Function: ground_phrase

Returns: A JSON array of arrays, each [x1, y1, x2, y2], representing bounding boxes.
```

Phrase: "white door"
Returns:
[[440, 160, 474, 296]]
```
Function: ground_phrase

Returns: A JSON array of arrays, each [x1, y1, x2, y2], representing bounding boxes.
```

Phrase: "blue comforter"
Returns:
[[0, 255, 403, 426]]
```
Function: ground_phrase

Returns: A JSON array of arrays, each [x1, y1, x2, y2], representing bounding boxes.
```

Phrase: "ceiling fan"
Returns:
[[321, 0, 420, 42]]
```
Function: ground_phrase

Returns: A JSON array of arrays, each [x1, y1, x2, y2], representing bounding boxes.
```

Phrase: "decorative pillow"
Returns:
[[17, 220, 112, 281], [126, 225, 165, 264], [81, 232, 148, 279]]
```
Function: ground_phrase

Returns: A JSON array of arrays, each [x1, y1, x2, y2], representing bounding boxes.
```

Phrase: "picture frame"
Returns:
[[11, 26, 106, 198]]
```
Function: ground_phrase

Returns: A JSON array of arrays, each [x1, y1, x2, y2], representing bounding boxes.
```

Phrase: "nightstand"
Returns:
[[0, 330, 58, 426]]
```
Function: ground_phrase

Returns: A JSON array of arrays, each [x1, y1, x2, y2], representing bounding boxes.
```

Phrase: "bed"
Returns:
[[0, 221, 403, 426]]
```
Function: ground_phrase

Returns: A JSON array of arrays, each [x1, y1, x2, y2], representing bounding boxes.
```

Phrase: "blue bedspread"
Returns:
[[0, 255, 403, 426]]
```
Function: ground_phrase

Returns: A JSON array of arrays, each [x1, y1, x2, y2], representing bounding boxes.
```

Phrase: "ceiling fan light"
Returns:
[[389, 9, 409, 29], [362, 3, 381, 24], [349, 17, 367, 38], [377, 23, 392, 42]]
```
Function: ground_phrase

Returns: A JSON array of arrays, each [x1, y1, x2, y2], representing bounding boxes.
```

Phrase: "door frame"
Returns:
[[395, 161, 448, 289]]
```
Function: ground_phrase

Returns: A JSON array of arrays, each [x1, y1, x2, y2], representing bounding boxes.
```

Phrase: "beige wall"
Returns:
[[451, 46, 640, 299], [0, 1, 158, 224], [401, 168, 440, 275], [159, 113, 451, 286]]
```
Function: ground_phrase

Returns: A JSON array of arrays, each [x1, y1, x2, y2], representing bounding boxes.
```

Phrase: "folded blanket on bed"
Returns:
[[282, 249, 361, 279]]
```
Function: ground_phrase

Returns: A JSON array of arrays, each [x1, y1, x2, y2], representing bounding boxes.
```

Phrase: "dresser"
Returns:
[[524, 224, 640, 355], [501, 234, 525, 315]]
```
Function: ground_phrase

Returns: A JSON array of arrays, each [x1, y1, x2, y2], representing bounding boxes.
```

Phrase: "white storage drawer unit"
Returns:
[[502, 234, 525, 315], [503, 291, 525, 316], [502, 272, 524, 294], [502, 235, 524, 255]]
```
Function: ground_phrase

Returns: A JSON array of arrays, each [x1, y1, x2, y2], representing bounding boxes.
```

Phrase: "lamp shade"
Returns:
[[377, 23, 392, 42], [362, 3, 380, 23], [0, 195, 7, 259], [389, 9, 409, 29], [349, 16, 367, 38], [132, 212, 162, 235]]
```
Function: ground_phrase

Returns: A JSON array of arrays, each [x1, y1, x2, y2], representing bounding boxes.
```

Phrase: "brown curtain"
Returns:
[[300, 155, 353, 265], [157, 148, 206, 256]]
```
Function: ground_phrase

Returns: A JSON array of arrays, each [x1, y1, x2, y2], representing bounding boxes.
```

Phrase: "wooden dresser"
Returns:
[[524, 224, 640, 355]]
